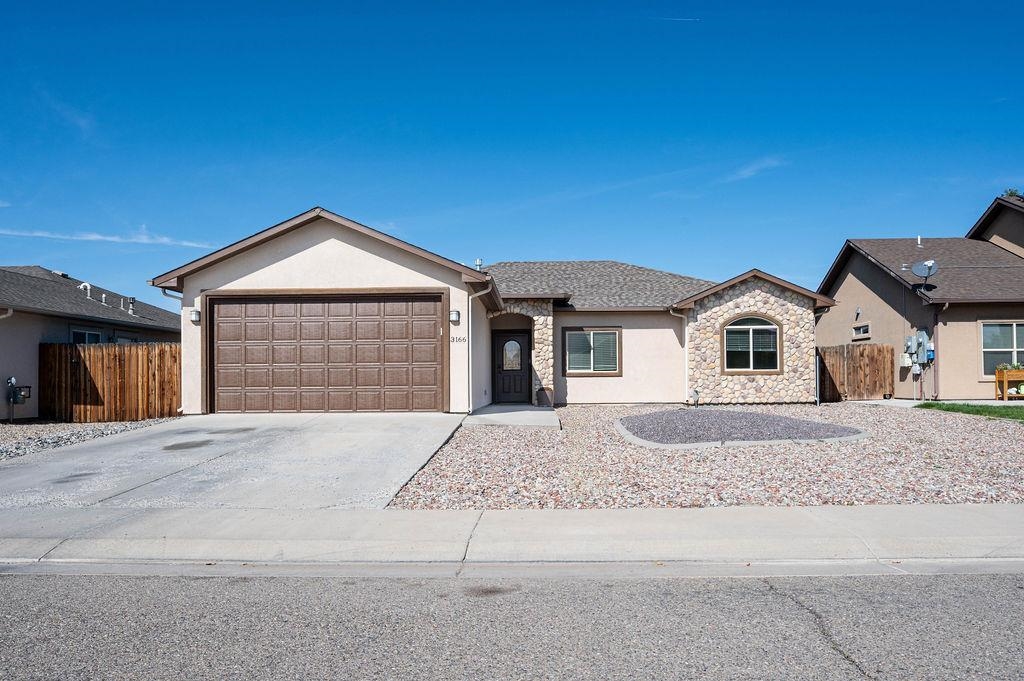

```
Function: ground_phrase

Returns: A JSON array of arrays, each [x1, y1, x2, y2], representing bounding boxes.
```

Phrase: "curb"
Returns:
[[613, 419, 869, 451]]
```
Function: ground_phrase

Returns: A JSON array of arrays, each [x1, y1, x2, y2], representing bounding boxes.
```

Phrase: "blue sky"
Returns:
[[2, 1, 1021, 311]]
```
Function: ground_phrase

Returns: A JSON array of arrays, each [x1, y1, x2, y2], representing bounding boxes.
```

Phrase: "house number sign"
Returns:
[[450, 336, 467, 343]]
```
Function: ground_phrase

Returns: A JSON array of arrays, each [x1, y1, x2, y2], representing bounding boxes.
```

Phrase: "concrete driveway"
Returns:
[[0, 413, 463, 511]]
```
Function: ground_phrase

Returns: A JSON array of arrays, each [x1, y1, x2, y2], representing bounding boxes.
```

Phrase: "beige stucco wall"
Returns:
[[977, 207, 1024, 258], [177, 217, 476, 414], [552, 311, 686, 404], [816, 252, 933, 399], [469, 295, 492, 411], [0, 311, 178, 419], [689, 278, 816, 403], [934, 303, 1024, 399]]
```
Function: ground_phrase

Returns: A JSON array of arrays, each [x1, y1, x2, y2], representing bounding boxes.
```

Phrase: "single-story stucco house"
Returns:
[[0, 266, 181, 419], [149, 207, 834, 414], [816, 194, 1024, 400]]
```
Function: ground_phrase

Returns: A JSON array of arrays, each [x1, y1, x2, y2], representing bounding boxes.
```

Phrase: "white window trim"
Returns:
[[723, 321, 780, 373], [564, 328, 621, 376], [979, 320, 1024, 378]]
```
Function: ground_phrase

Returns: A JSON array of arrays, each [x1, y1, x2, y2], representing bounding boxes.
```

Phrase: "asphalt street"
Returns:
[[1, 572, 1022, 680]]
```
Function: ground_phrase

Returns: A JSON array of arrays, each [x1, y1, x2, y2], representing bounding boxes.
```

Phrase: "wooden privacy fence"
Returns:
[[818, 343, 894, 402], [38, 343, 181, 422]]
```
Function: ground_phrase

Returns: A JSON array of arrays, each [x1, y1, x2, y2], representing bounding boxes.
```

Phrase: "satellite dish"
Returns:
[[911, 260, 939, 280]]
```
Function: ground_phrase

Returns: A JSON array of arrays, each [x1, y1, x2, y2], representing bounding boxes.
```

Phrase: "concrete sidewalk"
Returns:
[[1, 504, 1021, 575]]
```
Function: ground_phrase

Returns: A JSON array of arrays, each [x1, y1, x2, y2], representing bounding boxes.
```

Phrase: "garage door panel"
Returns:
[[412, 320, 437, 340], [356, 391, 382, 411], [328, 321, 353, 341], [217, 368, 243, 388], [217, 321, 243, 342], [244, 322, 269, 341], [272, 344, 298, 365], [328, 345, 352, 364], [244, 345, 269, 365], [356, 367, 381, 387], [244, 368, 270, 388], [384, 344, 409, 363], [272, 322, 298, 341], [328, 367, 353, 388], [272, 367, 299, 388], [411, 343, 438, 364], [300, 368, 326, 387], [300, 321, 325, 341], [213, 294, 443, 413], [356, 320, 381, 340], [384, 367, 410, 387]]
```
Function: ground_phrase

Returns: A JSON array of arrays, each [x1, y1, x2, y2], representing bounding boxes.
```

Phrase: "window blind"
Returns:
[[592, 332, 618, 372], [725, 329, 749, 351], [566, 332, 593, 371]]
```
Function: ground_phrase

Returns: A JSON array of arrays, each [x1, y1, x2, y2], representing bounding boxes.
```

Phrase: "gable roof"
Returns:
[[818, 238, 1024, 304], [0, 266, 179, 331], [484, 260, 715, 310], [149, 207, 490, 292], [672, 269, 834, 310], [965, 195, 1024, 240]]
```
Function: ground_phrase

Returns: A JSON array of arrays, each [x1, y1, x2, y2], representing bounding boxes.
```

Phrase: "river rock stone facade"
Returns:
[[489, 299, 554, 405], [688, 278, 817, 403]]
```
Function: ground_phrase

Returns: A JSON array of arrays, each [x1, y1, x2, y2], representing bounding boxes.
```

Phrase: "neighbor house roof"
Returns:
[[485, 260, 715, 310], [818, 238, 1024, 304], [0, 266, 180, 331], [672, 269, 835, 310], [149, 206, 492, 291], [965, 195, 1024, 240]]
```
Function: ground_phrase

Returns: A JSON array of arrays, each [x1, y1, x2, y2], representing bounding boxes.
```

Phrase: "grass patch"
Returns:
[[915, 402, 1024, 422]]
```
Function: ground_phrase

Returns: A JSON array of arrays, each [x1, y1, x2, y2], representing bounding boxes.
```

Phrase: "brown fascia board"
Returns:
[[965, 196, 1024, 240], [672, 269, 835, 310], [150, 207, 489, 291], [502, 292, 573, 301], [555, 306, 669, 312]]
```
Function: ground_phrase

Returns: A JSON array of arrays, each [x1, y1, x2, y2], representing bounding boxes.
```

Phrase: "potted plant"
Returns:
[[994, 363, 1024, 399]]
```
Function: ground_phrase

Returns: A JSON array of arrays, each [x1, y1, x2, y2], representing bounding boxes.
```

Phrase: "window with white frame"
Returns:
[[981, 322, 1024, 375], [724, 317, 780, 371], [852, 323, 871, 339], [564, 328, 620, 375], [71, 329, 102, 344]]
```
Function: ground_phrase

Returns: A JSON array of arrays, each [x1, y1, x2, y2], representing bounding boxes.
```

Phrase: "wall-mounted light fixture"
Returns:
[[449, 310, 461, 323], [855, 306, 862, 320], [190, 309, 201, 324]]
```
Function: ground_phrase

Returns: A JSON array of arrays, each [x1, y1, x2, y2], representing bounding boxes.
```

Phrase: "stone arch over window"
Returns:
[[721, 313, 783, 374]]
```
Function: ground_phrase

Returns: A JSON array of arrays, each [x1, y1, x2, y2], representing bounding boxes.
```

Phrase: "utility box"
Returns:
[[8, 385, 30, 404]]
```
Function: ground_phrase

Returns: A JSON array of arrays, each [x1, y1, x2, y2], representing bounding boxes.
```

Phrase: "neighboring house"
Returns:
[[149, 207, 834, 414], [816, 195, 1024, 400], [0, 266, 181, 419]]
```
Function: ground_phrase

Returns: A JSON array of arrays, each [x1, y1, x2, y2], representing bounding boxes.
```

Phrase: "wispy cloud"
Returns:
[[0, 225, 211, 248], [722, 156, 787, 183], [0, 201, 10, 208], [34, 85, 96, 137]]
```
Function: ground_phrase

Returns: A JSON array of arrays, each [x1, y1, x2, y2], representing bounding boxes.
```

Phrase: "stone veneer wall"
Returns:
[[488, 299, 554, 405], [688, 278, 817, 403]]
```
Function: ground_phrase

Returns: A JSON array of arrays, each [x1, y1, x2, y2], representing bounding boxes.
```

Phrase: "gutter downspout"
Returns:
[[161, 289, 184, 302], [669, 307, 689, 403], [933, 302, 948, 400], [466, 282, 494, 414], [0, 308, 13, 320]]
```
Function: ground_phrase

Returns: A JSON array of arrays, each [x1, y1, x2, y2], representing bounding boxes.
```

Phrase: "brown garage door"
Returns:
[[211, 294, 444, 413]]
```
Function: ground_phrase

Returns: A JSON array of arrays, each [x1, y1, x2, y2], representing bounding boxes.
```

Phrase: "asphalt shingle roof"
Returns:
[[0, 266, 179, 331], [848, 238, 1024, 302], [485, 260, 716, 309]]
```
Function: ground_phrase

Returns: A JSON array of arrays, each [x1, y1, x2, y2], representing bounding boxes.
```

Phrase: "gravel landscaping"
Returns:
[[391, 402, 1024, 509], [619, 407, 863, 446], [0, 419, 176, 460]]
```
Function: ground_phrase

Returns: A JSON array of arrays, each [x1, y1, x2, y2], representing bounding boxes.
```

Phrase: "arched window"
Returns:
[[724, 316, 780, 371], [502, 339, 522, 370]]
